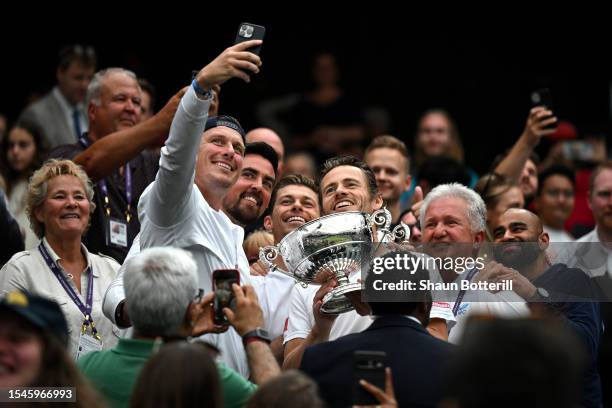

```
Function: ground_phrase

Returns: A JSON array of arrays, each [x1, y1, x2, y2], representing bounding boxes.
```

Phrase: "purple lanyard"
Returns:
[[38, 242, 99, 338], [452, 268, 479, 316], [79, 136, 133, 220]]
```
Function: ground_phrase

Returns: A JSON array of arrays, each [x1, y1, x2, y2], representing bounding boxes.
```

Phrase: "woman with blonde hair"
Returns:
[[0, 159, 119, 359]]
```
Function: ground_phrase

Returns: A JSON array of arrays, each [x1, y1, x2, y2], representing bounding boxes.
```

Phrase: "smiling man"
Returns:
[[284, 156, 453, 369], [491, 208, 602, 407], [248, 174, 321, 360], [319, 155, 384, 215], [50, 68, 155, 263], [223, 142, 278, 227], [364, 135, 411, 225], [134, 40, 266, 377]]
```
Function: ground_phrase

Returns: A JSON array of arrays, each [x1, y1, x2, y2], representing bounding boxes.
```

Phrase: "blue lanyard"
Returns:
[[38, 242, 99, 339], [79, 136, 133, 222], [452, 268, 479, 316]]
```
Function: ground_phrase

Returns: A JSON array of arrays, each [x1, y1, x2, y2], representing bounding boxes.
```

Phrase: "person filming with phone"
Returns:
[[79, 247, 279, 408]]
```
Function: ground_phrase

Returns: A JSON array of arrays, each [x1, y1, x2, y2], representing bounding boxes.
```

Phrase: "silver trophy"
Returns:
[[259, 208, 410, 314]]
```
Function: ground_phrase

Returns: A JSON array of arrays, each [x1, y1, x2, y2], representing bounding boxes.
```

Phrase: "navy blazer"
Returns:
[[300, 315, 454, 407]]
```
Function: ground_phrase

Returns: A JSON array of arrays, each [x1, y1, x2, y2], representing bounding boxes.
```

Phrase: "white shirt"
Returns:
[[447, 269, 530, 344], [570, 228, 612, 279], [544, 226, 575, 243], [52, 87, 87, 140], [129, 86, 252, 376], [283, 282, 374, 345], [250, 270, 297, 339], [0, 238, 120, 358], [283, 254, 456, 344]]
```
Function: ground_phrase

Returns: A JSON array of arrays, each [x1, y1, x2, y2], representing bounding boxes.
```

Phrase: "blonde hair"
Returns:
[[243, 230, 275, 255], [26, 159, 95, 238]]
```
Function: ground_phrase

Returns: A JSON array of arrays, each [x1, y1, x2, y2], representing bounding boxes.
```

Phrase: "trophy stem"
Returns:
[[336, 274, 349, 286]]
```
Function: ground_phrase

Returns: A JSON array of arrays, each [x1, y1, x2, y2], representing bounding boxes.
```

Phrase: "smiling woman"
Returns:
[[0, 160, 120, 360]]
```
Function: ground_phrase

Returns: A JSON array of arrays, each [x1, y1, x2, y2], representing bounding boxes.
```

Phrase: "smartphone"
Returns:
[[212, 269, 240, 325], [531, 88, 553, 110], [530, 88, 556, 131], [352, 350, 387, 405], [234, 22, 266, 55], [562, 141, 596, 161]]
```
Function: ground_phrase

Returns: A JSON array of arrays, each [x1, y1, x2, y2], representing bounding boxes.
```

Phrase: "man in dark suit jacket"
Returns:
[[300, 250, 454, 407], [19, 45, 96, 148]]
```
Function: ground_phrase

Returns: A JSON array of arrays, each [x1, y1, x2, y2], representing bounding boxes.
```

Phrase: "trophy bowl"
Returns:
[[260, 209, 407, 314]]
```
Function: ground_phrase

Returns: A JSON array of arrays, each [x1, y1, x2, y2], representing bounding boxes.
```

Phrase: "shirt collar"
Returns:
[[41, 237, 98, 277], [114, 338, 157, 357], [373, 314, 422, 326]]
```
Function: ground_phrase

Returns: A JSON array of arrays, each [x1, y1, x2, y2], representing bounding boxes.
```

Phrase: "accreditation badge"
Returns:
[[75, 332, 103, 360], [106, 217, 128, 248]]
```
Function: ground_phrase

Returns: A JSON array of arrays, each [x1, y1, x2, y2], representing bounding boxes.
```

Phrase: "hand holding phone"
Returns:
[[353, 351, 387, 405], [234, 23, 266, 55], [212, 269, 240, 326], [530, 88, 557, 131]]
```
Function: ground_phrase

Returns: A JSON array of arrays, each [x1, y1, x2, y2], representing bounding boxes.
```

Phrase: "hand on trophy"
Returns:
[[313, 278, 339, 338]]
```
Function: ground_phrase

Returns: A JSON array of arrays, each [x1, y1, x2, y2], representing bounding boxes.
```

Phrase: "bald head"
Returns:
[[245, 128, 284, 174], [493, 208, 545, 242]]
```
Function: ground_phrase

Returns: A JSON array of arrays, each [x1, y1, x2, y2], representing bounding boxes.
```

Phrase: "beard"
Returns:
[[226, 202, 260, 227], [494, 241, 541, 271]]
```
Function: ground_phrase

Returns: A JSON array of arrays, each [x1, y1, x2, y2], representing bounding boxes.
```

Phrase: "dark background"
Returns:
[[1, 17, 610, 173]]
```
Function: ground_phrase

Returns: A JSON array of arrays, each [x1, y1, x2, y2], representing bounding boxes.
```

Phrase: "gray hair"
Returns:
[[124, 247, 198, 337], [86, 67, 139, 107], [419, 183, 486, 233]]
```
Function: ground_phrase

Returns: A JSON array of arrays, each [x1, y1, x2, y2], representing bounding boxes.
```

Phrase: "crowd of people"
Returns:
[[0, 39, 610, 408]]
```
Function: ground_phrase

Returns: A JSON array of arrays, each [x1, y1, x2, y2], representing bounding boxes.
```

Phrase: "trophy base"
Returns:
[[320, 282, 362, 314]]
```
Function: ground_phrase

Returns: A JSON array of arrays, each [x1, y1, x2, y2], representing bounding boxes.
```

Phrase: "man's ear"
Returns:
[[87, 101, 97, 124], [373, 193, 384, 210], [263, 215, 273, 232], [473, 230, 485, 244], [538, 231, 550, 251]]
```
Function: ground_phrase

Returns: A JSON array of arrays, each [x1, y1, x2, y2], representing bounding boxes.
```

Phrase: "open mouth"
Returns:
[[285, 215, 306, 225], [214, 162, 233, 172], [334, 200, 354, 211], [60, 214, 80, 219], [241, 194, 260, 206]]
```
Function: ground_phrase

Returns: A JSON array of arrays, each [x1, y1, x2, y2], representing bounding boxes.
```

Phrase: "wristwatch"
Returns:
[[529, 287, 550, 302], [242, 328, 271, 346]]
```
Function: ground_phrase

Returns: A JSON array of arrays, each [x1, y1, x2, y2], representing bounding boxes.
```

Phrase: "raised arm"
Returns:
[[494, 107, 557, 183], [73, 88, 186, 181], [145, 40, 262, 227]]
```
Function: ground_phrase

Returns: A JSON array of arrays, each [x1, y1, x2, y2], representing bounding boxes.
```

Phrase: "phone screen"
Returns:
[[213, 270, 239, 325]]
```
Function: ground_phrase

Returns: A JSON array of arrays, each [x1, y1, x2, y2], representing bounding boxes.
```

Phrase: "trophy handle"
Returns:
[[259, 245, 279, 269], [370, 208, 392, 230], [391, 222, 411, 243]]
